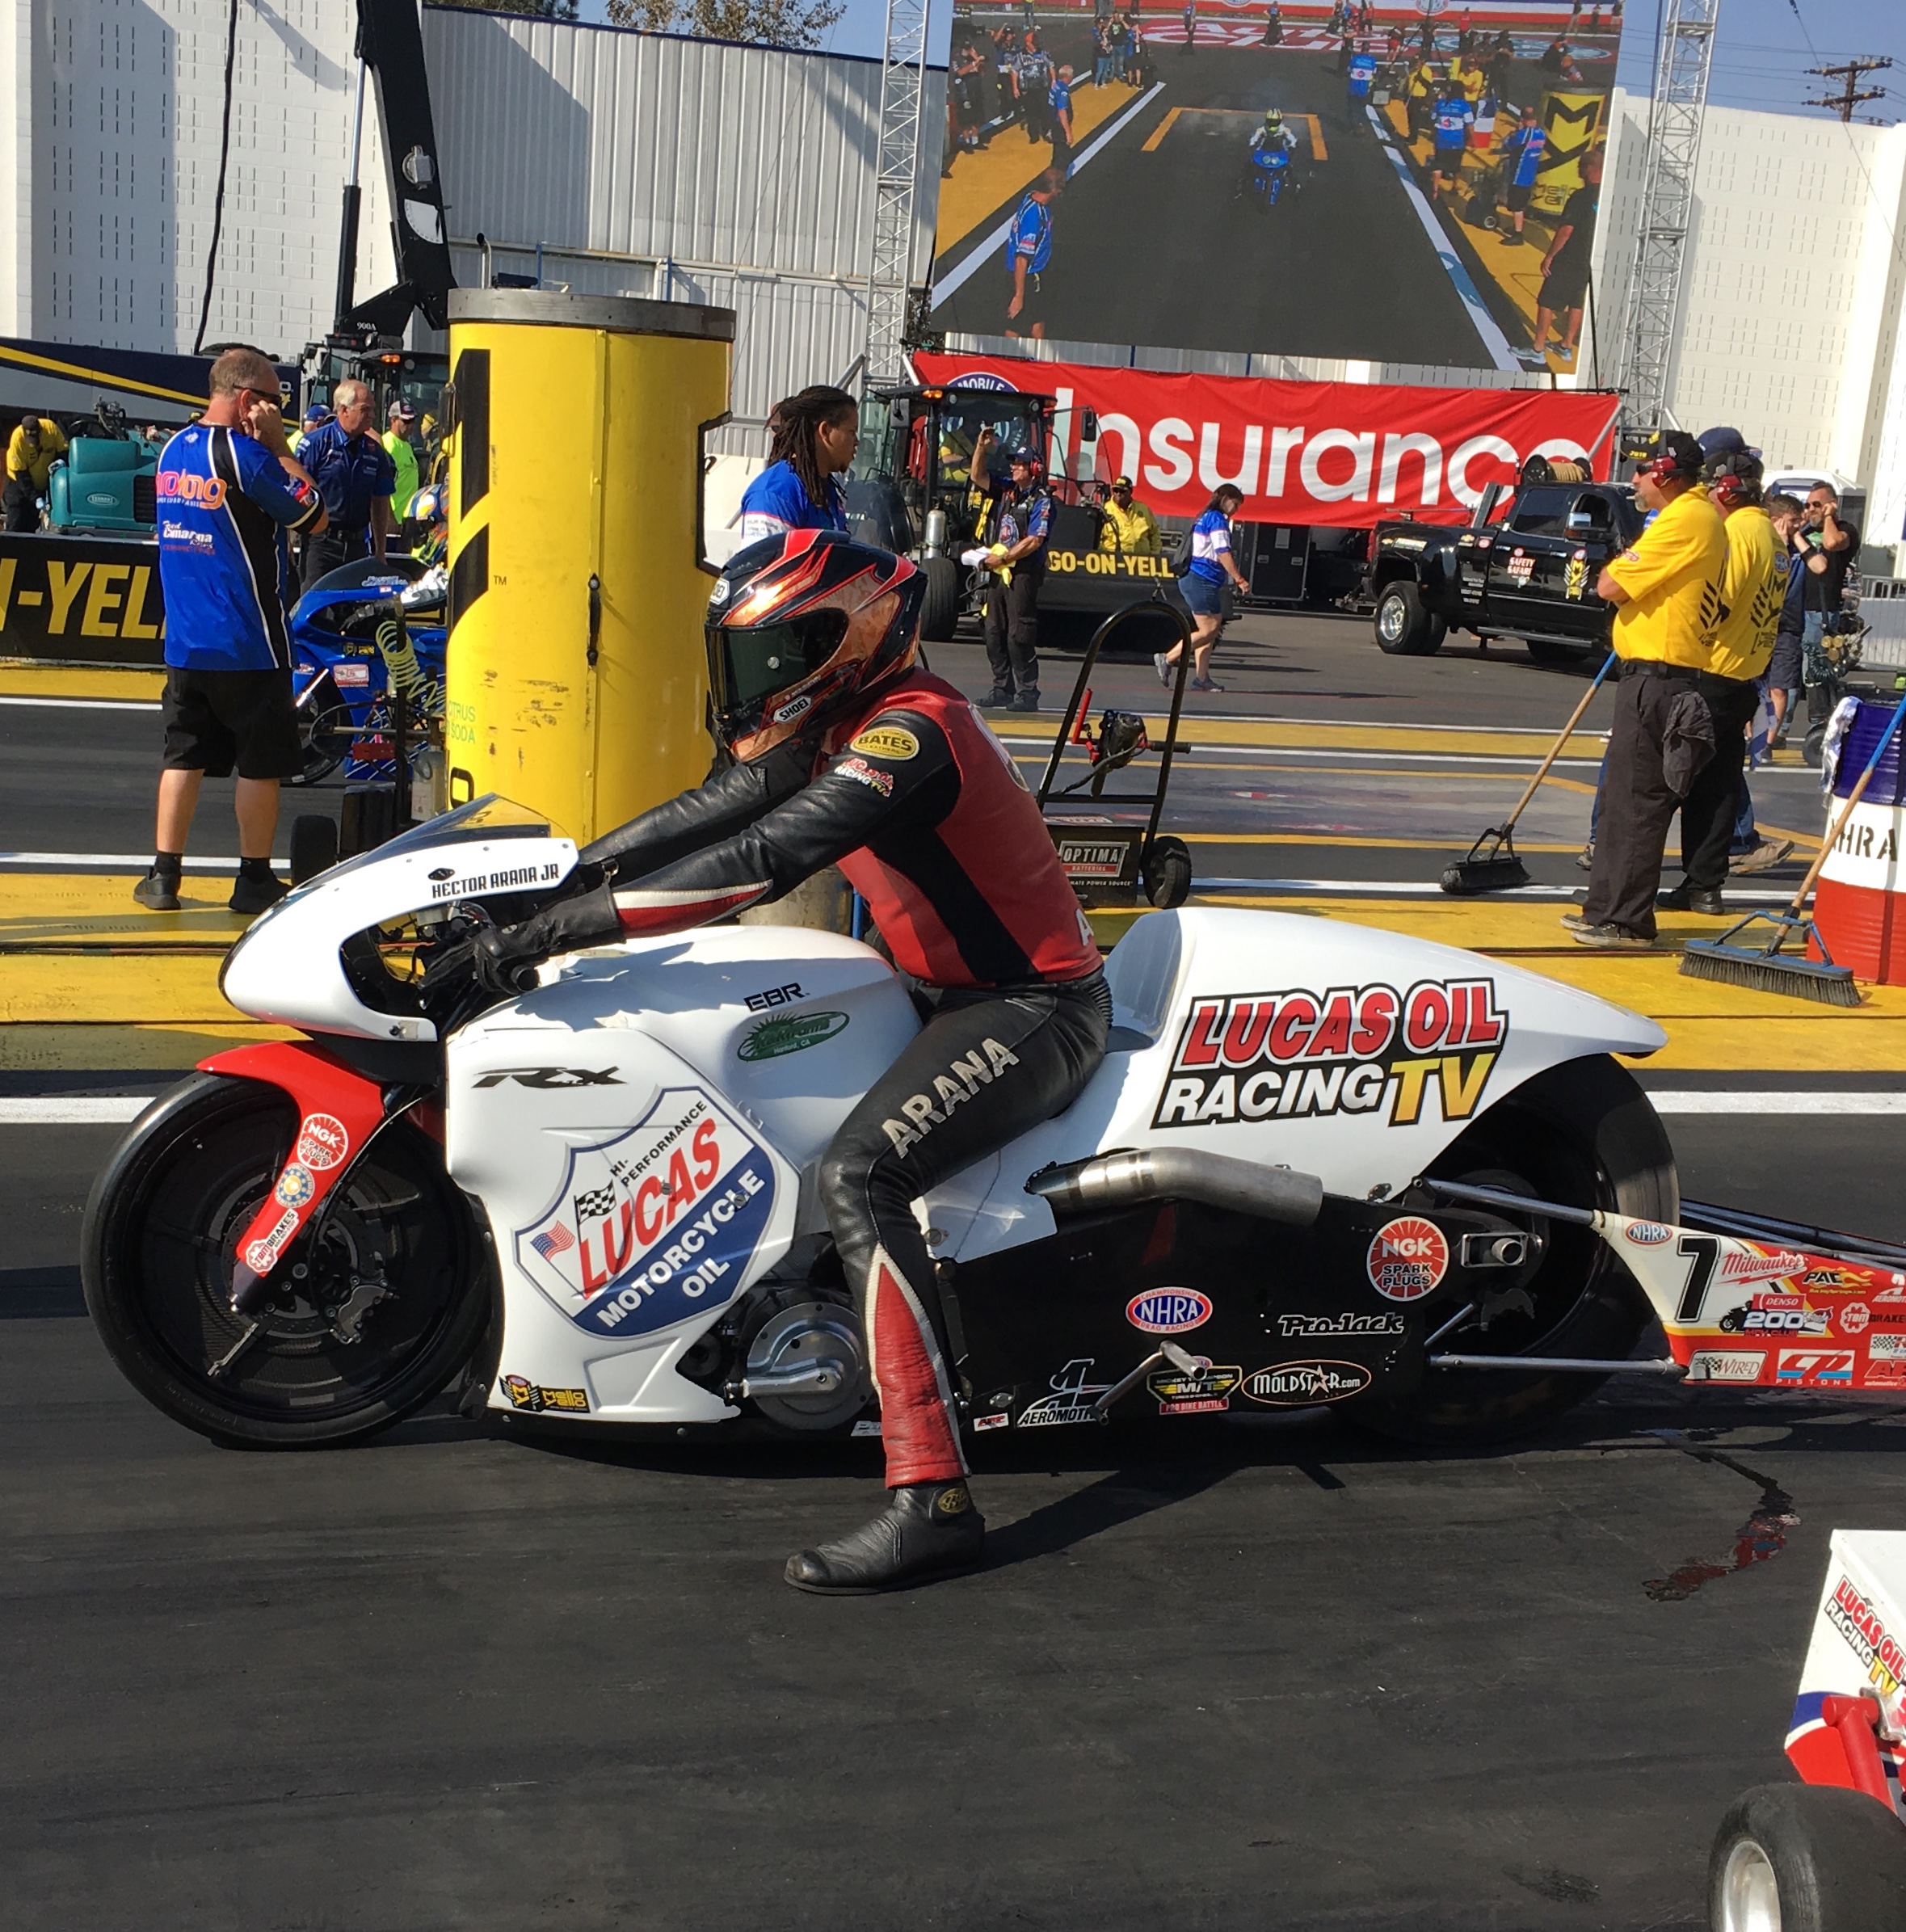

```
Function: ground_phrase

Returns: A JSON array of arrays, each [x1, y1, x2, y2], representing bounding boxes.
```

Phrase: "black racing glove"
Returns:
[[420, 879, 624, 1001]]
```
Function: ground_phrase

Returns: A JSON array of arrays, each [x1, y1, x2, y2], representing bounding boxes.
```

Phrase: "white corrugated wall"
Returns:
[[421, 7, 945, 450]]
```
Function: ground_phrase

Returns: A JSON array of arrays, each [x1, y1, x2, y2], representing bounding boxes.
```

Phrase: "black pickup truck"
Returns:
[[1366, 477, 1644, 663]]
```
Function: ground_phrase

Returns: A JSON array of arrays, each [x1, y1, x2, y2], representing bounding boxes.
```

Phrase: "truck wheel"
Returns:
[[1374, 581, 1445, 656], [1709, 1784, 1906, 1932], [920, 555, 962, 643], [1142, 836, 1193, 907]]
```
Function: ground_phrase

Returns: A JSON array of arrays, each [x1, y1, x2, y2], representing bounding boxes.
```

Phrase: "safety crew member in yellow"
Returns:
[[1096, 475, 1161, 555], [5, 414, 67, 532], [1572, 430, 1728, 947], [1678, 441, 1794, 890]]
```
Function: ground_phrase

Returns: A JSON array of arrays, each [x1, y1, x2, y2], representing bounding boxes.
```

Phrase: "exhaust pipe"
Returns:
[[1027, 1147, 1323, 1227]]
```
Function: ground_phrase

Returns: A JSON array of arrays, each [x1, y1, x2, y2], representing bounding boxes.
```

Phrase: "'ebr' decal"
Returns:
[[1152, 977, 1505, 1129], [515, 1087, 776, 1337]]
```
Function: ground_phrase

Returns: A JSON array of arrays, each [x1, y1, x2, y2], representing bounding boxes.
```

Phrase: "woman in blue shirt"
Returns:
[[1156, 484, 1251, 693], [738, 386, 856, 543]]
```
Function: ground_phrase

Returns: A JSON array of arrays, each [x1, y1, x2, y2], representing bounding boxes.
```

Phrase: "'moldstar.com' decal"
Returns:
[[515, 1087, 775, 1337]]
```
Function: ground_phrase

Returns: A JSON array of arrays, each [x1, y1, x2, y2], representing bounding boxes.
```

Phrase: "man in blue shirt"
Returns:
[[135, 346, 327, 915], [1346, 44, 1377, 108], [1049, 63, 1075, 173], [1428, 82, 1473, 201], [297, 377, 396, 591], [1493, 106, 1546, 241], [1003, 169, 1060, 340]]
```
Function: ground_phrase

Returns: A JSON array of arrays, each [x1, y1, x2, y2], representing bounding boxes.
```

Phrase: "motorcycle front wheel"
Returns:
[[82, 1074, 491, 1448]]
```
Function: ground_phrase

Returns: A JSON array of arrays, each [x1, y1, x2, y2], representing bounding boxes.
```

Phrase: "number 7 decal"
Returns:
[[1675, 1234, 1720, 1324]]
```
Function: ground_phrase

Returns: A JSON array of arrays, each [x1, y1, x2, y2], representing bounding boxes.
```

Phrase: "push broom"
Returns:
[[1680, 684, 1906, 1007], [1441, 652, 1615, 894]]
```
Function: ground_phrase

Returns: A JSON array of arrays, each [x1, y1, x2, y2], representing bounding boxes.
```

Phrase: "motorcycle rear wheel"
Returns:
[[1347, 1054, 1676, 1446], [82, 1074, 490, 1448]]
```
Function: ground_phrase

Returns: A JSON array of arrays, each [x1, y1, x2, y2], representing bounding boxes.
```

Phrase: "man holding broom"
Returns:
[[1566, 431, 1727, 948]]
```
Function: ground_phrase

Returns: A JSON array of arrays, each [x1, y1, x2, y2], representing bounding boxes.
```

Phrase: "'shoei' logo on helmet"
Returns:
[[1126, 1289, 1213, 1333]]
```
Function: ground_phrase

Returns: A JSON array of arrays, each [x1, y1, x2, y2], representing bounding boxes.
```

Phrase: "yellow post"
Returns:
[[442, 290, 735, 843]]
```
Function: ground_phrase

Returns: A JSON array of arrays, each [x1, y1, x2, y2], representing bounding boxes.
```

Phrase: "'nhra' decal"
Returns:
[[515, 1087, 776, 1338], [1151, 976, 1505, 1129], [1624, 1221, 1672, 1246], [1126, 1288, 1212, 1333]]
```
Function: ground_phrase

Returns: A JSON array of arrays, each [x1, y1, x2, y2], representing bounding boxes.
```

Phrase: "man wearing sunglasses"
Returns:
[[136, 347, 326, 915]]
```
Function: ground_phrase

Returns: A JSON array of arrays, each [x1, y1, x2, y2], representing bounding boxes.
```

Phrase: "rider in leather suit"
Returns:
[[453, 528, 1110, 1593]]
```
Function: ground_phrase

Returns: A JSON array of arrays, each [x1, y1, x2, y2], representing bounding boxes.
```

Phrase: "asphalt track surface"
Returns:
[[10, 613, 1904, 1930], [929, 37, 1594, 367]]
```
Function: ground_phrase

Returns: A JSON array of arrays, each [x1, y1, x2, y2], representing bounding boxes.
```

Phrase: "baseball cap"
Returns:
[[1696, 424, 1757, 461], [1111, 475, 1134, 489], [392, 400, 418, 421], [1642, 430, 1705, 482], [1008, 447, 1035, 465], [303, 404, 330, 426]]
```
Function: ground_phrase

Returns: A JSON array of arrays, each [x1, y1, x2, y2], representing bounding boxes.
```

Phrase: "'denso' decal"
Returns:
[[515, 1087, 776, 1337], [1152, 977, 1506, 1130]]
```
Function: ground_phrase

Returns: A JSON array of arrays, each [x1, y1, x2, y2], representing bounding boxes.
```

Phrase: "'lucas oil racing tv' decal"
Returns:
[[515, 1087, 776, 1338], [1152, 977, 1506, 1130]]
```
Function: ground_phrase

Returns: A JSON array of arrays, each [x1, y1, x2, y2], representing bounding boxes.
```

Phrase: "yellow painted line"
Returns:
[[1142, 105, 1184, 152], [934, 80, 1142, 257], [0, 663, 166, 701], [0, 872, 246, 945], [0, 1022, 298, 1071], [1013, 716, 1610, 757], [1306, 113, 1327, 161], [0, 950, 247, 1025], [0, 342, 206, 410], [1180, 829, 1590, 851]]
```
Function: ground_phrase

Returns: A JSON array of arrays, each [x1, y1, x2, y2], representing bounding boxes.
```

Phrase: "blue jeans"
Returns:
[[1587, 744, 1761, 855]]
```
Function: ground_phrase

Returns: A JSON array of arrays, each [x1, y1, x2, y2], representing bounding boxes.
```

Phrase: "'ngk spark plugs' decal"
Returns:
[[1152, 977, 1506, 1130], [515, 1087, 776, 1338]]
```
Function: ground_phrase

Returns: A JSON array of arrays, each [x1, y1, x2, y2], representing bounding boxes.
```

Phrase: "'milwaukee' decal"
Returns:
[[1152, 978, 1505, 1129]]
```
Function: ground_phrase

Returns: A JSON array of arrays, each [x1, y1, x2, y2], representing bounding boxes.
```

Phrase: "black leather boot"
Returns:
[[784, 1480, 986, 1594]]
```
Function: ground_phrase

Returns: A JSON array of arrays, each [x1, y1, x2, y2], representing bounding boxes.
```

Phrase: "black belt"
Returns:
[[1619, 660, 1756, 692]]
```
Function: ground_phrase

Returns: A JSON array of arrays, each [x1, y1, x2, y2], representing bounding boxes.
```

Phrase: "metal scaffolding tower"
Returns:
[[1616, 0, 1719, 436], [863, 0, 931, 389]]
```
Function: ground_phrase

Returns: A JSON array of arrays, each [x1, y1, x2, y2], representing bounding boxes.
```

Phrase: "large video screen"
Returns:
[[931, 0, 1621, 373]]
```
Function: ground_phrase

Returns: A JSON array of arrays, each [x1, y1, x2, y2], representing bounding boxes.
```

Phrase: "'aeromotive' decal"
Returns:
[[515, 1086, 775, 1337], [1152, 978, 1505, 1128]]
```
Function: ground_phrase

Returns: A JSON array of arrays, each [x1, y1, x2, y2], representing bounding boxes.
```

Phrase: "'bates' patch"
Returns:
[[515, 1087, 776, 1337]]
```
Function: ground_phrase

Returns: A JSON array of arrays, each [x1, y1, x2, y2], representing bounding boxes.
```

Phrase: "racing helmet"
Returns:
[[1263, 107, 1285, 130], [406, 482, 448, 526], [1704, 447, 1764, 511], [705, 528, 924, 762]]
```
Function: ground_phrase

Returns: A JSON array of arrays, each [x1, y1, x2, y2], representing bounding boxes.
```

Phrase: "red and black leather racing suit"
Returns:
[[513, 668, 1110, 1484]]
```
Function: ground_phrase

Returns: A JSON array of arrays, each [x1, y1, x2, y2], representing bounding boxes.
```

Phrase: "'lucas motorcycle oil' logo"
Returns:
[[515, 1087, 776, 1338], [1152, 977, 1507, 1130]]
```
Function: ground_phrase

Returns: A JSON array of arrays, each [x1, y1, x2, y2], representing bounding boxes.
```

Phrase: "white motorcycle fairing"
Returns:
[[432, 907, 1661, 1425]]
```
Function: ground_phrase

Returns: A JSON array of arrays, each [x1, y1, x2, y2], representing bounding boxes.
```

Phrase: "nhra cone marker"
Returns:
[[442, 290, 735, 840]]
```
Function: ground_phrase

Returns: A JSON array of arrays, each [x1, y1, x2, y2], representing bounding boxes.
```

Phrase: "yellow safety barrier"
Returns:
[[442, 290, 735, 843]]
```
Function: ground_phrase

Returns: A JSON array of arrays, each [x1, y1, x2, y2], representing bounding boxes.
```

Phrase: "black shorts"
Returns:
[[162, 667, 305, 780], [1503, 179, 1533, 210], [1008, 268, 1046, 330], [1539, 254, 1590, 311], [1768, 630, 1803, 691]]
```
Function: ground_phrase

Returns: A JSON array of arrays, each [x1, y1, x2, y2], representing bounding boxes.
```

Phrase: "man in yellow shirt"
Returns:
[[1664, 444, 1792, 911], [1096, 475, 1160, 555], [5, 414, 68, 530], [1571, 431, 1727, 946]]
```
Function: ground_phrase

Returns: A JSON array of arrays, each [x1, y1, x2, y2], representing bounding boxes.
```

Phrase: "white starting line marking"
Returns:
[[0, 1097, 154, 1123], [0, 852, 238, 869], [0, 695, 162, 712], [1647, 1092, 1906, 1116]]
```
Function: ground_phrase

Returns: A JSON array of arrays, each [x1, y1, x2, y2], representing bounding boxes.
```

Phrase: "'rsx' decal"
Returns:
[[1152, 978, 1505, 1130]]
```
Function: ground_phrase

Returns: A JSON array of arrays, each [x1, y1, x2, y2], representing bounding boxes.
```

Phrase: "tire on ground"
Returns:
[[1348, 1054, 1675, 1446], [1374, 579, 1446, 656], [1142, 835, 1193, 908], [1707, 1783, 1906, 1932], [289, 814, 339, 886], [920, 554, 963, 642]]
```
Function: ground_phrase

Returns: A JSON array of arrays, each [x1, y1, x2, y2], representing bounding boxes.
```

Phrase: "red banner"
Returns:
[[911, 352, 1622, 529]]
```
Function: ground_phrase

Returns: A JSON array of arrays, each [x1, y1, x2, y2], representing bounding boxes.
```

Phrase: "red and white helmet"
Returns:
[[705, 529, 924, 762]]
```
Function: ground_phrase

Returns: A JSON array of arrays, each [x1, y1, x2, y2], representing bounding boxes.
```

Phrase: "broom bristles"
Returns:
[[1679, 938, 1861, 1006]]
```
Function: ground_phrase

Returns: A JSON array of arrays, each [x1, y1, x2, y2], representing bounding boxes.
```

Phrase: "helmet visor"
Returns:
[[709, 608, 849, 715]]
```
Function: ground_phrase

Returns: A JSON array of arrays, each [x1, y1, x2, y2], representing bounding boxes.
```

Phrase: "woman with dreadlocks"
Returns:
[[737, 385, 857, 544]]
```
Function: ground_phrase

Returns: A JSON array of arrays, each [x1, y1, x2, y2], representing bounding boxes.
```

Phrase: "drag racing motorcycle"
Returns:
[[81, 797, 1906, 1451], [288, 554, 447, 787], [1243, 141, 1295, 211]]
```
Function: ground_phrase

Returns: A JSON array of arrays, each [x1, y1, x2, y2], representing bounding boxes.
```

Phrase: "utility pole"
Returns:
[[1804, 57, 1892, 123], [1617, 0, 1718, 444], [862, 0, 930, 390]]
